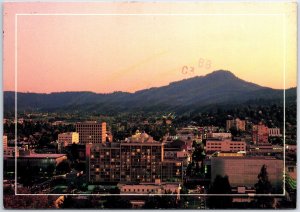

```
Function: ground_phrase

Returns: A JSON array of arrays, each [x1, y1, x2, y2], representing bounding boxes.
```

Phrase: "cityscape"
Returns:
[[3, 72, 297, 208], [2, 1, 297, 210]]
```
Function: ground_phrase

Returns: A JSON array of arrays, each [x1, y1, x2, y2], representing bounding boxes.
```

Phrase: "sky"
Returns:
[[3, 2, 297, 93]]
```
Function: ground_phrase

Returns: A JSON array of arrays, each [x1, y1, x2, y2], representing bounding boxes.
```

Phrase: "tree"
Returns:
[[143, 191, 179, 209], [254, 165, 274, 208], [207, 175, 232, 209], [46, 164, 56, 176], [103, 196, 131, 209], [192, 142, 206, 176], [229, 126, 240, 137], [56, 160, 71, 174]]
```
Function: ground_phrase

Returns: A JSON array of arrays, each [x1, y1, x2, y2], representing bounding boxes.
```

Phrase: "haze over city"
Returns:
[[4, 2, 296, 93]]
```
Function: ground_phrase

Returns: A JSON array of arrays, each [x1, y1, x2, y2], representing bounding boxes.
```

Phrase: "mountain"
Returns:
[[4, 70, 296, 113]]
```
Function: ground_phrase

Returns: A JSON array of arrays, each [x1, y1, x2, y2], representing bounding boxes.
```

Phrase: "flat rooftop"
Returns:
[[18, 153, 67, 159]]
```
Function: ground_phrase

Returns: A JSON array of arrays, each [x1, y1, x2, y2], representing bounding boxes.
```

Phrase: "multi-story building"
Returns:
[[120, 132, 163, 183], [58, 132, 79, 145], [3, 135, 8, 152], [58, 132, 79, 152], [268, 128, 282, 137], [87, 131, 168, 184], [206, 139, 246, 153], [252, 122, 269, 144], [76, 121, 107, 144], [248, 144, 283, 156], [226, 118, 246, 131], [162, 160, 183, 182], [86, 142, 121, 183], [211, 156, 284, 192]]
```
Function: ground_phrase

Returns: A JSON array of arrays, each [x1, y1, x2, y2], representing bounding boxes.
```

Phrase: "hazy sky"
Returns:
[[4, 2, 296, 93]]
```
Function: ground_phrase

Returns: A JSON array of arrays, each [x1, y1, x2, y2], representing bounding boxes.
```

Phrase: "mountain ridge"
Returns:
[[4, 70, 296, 113]]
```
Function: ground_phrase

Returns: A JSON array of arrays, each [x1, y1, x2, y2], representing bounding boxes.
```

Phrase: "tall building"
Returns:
[[226, 118, 246, 131], [252, 122, 269, 144], [86, 131, 171, 184], [76, 121, 107, 144], [120, 132, 163, 183]]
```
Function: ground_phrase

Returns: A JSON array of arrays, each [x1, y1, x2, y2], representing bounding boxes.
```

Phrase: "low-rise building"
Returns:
[[248, 144, 283, 156], [118, 181, 181, 195], [206, 139, 246, 153], [4, 152, 67, 173], [211, 156, 283, 192]]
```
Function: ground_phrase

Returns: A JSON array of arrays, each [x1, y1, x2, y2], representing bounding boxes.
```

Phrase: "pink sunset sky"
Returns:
[[3, 2, 297, 93]]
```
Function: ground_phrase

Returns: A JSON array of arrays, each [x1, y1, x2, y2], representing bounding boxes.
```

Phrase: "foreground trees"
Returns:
[[254, 165, 274, 208], [207, 175, 232, 208]]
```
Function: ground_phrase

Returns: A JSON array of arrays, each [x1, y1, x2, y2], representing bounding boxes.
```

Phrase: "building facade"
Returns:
[[58, 132, 79, 152], [226, 118, 246, 131], [211, 156, 284, 192], [87, 143, 120, 182], [3, 135, 8, 151], [268, 128, 282, 137], [118, 181, 181, 195], [206, 139, 246, 153], [207, 132, 232, 139], [58, 132, 79, 145], [252, 123, 269, 144], [87, 132, 169, 184], [76, 121, 107, 144]]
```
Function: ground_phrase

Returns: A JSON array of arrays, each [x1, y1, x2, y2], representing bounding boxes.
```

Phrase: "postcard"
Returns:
[[2, 1, 297, 209]]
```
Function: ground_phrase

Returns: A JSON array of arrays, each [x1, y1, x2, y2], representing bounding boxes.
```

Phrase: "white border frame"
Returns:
[[13, 13, 287, 197]]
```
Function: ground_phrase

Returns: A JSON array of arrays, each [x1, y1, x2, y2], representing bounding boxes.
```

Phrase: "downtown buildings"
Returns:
[[86, 131, 183, 184]]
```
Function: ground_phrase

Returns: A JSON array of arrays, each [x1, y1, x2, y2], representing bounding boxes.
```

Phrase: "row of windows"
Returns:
[[123, 188, 157, 192], [207, 142, 245, 145]]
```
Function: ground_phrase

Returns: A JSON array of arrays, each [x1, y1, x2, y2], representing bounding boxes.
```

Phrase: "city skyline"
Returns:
[[4, 2, 296, 93]]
